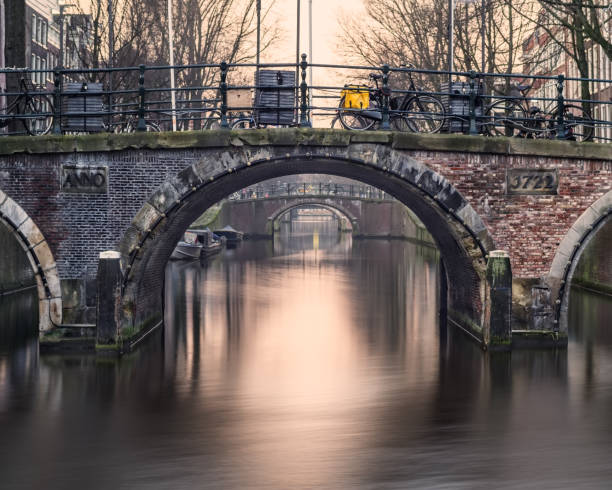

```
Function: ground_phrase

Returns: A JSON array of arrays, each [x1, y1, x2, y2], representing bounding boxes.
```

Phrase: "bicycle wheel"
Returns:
[[391, 115, 416, 132], [485, 99, 527, 137], [402, 95, 445, 133], [231, 117, 254, 129], [561, 104, 594, 142], [21, 94, 53, 135], [338, 110, 375, 130], [203, 110, 223, 130], [116, 120, 161, 133]]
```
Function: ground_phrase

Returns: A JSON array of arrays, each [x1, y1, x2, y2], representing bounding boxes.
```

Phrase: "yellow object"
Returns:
[[341, 85, 369, 109]]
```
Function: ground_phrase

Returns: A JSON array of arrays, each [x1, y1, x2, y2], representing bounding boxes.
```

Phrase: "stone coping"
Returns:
[[0, 129, 610, 160]]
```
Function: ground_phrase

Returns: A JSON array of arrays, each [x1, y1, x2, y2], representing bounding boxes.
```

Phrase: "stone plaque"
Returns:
[[61, 165, 108, 194], [506, 169, 558, 195]]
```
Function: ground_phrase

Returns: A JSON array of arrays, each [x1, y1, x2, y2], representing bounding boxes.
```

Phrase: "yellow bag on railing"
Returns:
[[341, 85, 370, 109]]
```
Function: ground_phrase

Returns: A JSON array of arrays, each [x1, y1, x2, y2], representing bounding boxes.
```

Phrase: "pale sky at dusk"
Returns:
[[263, 0, 366, 65]]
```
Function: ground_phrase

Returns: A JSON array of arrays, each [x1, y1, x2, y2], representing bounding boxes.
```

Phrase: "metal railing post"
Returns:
[[468, 71, 478, 135], [381, 64, 391, 130], [137, 64, 146, 132], [220, 61, 229, 129], [299, 53, 312, 127], [555, 74, 566, 140], [52, 69, 62, 135]]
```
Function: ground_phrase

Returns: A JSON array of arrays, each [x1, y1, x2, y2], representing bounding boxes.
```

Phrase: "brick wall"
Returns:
[[0, 142, 609, 286]]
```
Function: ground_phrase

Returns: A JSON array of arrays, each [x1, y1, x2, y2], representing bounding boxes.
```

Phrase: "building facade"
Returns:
[[522, 11, 612, 142]]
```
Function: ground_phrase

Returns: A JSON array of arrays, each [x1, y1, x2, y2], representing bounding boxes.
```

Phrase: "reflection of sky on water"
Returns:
[[0, 221, 611, 488]]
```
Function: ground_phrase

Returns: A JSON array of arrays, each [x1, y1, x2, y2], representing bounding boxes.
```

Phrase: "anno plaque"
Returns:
[[506, 168, 558, 195], [61, 165, 108, 194]]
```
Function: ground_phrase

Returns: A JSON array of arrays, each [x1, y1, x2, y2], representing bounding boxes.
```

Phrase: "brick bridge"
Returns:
[[211, 192, 428, 239], [0, 129, 609, 351]]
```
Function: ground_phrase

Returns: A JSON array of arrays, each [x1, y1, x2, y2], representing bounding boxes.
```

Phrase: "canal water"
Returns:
[[1, 218, 612, 489]]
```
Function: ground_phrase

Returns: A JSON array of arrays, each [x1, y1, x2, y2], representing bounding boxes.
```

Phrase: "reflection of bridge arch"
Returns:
[[118, 146, 495, 347], [268, 198, 359, 233], [0, 189, 62, 332]]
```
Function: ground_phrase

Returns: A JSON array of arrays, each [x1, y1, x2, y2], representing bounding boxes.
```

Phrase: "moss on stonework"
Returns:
[[0, 129, 609, 160]]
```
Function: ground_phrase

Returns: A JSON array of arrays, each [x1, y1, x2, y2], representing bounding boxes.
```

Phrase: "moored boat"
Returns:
[[170, 230, 203, 260], [212, 225, 244, 245], [186, 228, 225, 258]]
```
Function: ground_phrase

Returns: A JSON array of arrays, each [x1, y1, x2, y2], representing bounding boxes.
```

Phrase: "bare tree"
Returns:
[[68, 0, 279, 128]]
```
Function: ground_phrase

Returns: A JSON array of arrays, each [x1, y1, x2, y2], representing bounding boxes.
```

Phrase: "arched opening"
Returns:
[[0, 190, 62, 332], [548, 190, 612, 334], [118, 150, 494, 346], [270, 202, 355, 235]]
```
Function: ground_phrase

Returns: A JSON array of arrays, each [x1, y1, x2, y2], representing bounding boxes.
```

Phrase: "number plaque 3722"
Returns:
[[506, 169, 558, 195]]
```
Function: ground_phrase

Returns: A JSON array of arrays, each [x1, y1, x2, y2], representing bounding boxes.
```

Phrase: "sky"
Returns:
[[264, 0, 366, 65]]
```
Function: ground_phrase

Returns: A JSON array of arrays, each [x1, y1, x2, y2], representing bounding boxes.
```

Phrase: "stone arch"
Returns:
[[267, 199, 359, 233], [0, 189, 62, 332], [117, 145, 496, 344], [547, 190, 612, 333]]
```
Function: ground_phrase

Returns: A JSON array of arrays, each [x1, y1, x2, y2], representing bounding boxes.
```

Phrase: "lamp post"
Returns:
[[167, 0, 176, 131], [108, 0, 114, 127], [256, 0, 261, 69]]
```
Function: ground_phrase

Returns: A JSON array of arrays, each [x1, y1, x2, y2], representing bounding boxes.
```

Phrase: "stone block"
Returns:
[[436, 184, 465, 213], [554, 227, 582, 262], [43, 265, 62, 299], [569, 205, 600, 239], [417, 170, 445, 198], [132, 202, 162, 233], [0, 197, 29, 227], [18, 218, 45, 248], [589, 190, 612, 217], [171, 166, 203, 197], [31, 241, 57, 275], [149, 182, 181, 214], [0, 188, 6, 206]]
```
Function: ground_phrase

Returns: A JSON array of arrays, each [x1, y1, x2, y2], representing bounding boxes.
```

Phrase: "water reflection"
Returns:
[[0, 222, 611, 488]]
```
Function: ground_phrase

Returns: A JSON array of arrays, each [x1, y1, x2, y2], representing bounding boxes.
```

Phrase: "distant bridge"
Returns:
[[0, 129, 610, 352], [210, 182, 427, 239]]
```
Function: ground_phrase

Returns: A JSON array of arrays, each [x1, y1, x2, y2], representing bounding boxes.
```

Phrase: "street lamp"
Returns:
[[52, 1, 76, 69], [167, 0, 177, 131]]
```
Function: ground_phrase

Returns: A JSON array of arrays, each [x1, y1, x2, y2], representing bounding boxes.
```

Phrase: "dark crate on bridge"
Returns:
[[254, 70, 296, 126], [441, 81, 484, 134], [62, 82, 105, 133]]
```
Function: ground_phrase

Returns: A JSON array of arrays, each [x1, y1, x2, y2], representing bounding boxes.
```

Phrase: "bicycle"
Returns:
[[0, 78, 53, 135], [484, 83, 594, 142], [336, 67, 445, 133]]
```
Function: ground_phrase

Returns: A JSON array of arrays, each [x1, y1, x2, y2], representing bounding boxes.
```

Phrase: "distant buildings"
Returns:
[[522, 12, 612, 141], [2, 0, 90, 92]]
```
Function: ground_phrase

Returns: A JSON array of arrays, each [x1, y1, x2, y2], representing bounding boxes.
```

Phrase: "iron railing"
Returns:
[[228, 182, 392, 200], [1, 57, 611, 142]]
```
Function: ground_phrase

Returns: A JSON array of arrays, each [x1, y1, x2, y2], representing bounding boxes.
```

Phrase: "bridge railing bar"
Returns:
[[228, 182, 393, 201], [1, 59, 611, 141]]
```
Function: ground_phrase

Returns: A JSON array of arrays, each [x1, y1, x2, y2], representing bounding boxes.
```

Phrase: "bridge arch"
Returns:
[[267, 199, 359, 233], [0, 189, 62, 332], [117, 145, 496, 342], [548, 190, 612, 333]]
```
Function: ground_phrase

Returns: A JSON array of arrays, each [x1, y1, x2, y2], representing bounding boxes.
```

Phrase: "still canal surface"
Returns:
[[1, 218, 611, 489]]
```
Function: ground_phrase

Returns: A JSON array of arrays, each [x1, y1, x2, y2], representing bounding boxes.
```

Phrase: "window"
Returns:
[[42, 21, 48, 46], [31, 54, 36, 83], [41, 58, 47, 85], [32, 14, 37, 41]]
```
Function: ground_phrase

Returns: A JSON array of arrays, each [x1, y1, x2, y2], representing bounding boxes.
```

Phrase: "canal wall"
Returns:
[[0, 220, 36, 296], [572, 220, 612, 296]]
